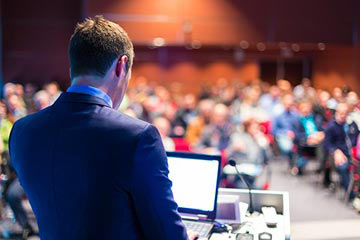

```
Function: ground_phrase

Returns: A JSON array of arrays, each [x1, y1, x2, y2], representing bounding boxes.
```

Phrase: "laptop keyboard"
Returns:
[[183, 220, 213, 238]]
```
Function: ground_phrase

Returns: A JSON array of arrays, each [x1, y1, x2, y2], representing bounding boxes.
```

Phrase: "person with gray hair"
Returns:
[[33, 90, 51, 111], [196, 103, 233, 153], [346, 91, 360, 129]]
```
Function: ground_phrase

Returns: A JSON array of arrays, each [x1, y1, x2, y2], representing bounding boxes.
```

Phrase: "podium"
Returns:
[[213, 188, 291, 240]]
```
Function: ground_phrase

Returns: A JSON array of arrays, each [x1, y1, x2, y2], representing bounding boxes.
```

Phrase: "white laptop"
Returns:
[[166, 152, 221, 239]]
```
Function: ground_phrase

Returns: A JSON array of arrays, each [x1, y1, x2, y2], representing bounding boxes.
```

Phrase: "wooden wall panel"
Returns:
[[313, 47, 359, 93], [1, 0, 359, 93]]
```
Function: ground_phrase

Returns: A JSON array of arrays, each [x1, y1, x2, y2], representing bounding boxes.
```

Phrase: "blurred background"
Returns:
[[2, 0, 360, 92], [1, 0, 360, 240]]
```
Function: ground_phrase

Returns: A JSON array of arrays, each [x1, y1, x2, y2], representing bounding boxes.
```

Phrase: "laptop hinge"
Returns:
[[182, 214, 209, 221], [197, 214, 208, 221], [182, 215, 199, 221]]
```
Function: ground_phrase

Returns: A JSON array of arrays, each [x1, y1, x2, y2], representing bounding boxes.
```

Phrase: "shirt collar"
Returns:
[[66, 85, 113, 108]]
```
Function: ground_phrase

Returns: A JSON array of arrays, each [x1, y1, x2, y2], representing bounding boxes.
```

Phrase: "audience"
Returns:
[[1, 77, 360, 233]]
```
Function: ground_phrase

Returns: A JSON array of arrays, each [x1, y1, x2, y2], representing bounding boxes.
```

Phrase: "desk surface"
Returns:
[[210, 188, 291, 240]]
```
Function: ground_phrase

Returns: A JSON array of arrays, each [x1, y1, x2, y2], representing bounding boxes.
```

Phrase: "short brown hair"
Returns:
[[69, 15, 134, 78]]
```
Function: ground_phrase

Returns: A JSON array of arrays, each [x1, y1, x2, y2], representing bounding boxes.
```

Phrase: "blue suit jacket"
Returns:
[[9, 92, 188, 240]]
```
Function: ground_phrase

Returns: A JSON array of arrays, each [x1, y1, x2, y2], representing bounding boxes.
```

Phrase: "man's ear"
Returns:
[[115, 55, 128, 77], [115, 58, 122, 77]]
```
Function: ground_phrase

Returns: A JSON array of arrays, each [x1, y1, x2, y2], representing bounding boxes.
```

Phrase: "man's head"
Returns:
[[198, 99, 215, 120], [269, 85, 280, 98], [332, 87, 343, 101], [68, 16, 134, 109], [335, 102, 349, 124], [298, 99, 313, 117], [34, 90, 51, 111], [15, 84, 24, 97], [183, 94, 196, 110], [318, 90, 330, 108], [211, 103, 229, 126], [301, 78, 311, 88], [244, 86, 261, 104], [44, 82, 60, 98], [7, 94, 21, 112], [153, 117, 171, 139], [282, 93, 294, 111], [346, 91, 359, 111], [3, 83, 16, 100]]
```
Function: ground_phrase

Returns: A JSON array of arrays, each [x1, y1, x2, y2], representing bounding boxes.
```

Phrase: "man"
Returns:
[[293, 99, 325, 175], [196, 103, 233, 153], [324, 102, 359, 199], [6, 94, 27, 123], [259, 85, 283, 120], [185, 98, 214, 146], [313, 90, 333, 186], [44, 81, 62, 105], [9, 16, 196, 240], [171, 94, 197, 138], [346, 91, 360, 129], [272, 93, 298, 171], [33, 90, 51, 111], [313, 90, 333, 130], [153, 117, 175, 151], [293, 78, 316, 101]]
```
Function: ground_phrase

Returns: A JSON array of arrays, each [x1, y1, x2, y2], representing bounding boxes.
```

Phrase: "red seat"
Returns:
[[172, 138, 191, 152]]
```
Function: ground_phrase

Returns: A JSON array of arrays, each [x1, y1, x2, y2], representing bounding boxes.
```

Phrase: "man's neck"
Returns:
[[71, 76, 108, 96]]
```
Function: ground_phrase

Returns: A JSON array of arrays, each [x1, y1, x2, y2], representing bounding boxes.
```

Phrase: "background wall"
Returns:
[[2, 0, 360, 93]]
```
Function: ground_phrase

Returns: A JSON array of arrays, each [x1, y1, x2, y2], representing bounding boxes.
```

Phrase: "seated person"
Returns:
[[313, 90, 334, 186], [226, 119, 271, 188], [153, 117, 175, 151], [185, 98, 214, 146], [231, 86, 269, 124], [196, 103, 233, 154], [325, 102, 359, 200], [3, 165, 35, 239], [272, 93, 298, 170], [294, 99, 325, 175]]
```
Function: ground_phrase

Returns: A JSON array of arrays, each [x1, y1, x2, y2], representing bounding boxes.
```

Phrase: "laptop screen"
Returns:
[[167, 152, 221, 219]]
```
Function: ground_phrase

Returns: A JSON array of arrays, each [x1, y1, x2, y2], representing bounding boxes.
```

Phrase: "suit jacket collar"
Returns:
[[54, 92, 112, 108]]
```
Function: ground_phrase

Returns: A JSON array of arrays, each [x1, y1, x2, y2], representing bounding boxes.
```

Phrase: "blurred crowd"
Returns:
[[121, 77, 360, 202], [0, 77, 360, 237]]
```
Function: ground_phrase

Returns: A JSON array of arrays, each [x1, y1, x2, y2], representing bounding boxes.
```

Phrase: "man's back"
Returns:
[[10, 92, 187, 240]]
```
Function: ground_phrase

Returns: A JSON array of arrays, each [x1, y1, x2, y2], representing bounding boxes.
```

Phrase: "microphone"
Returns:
[[228, 160, 254, 214]]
